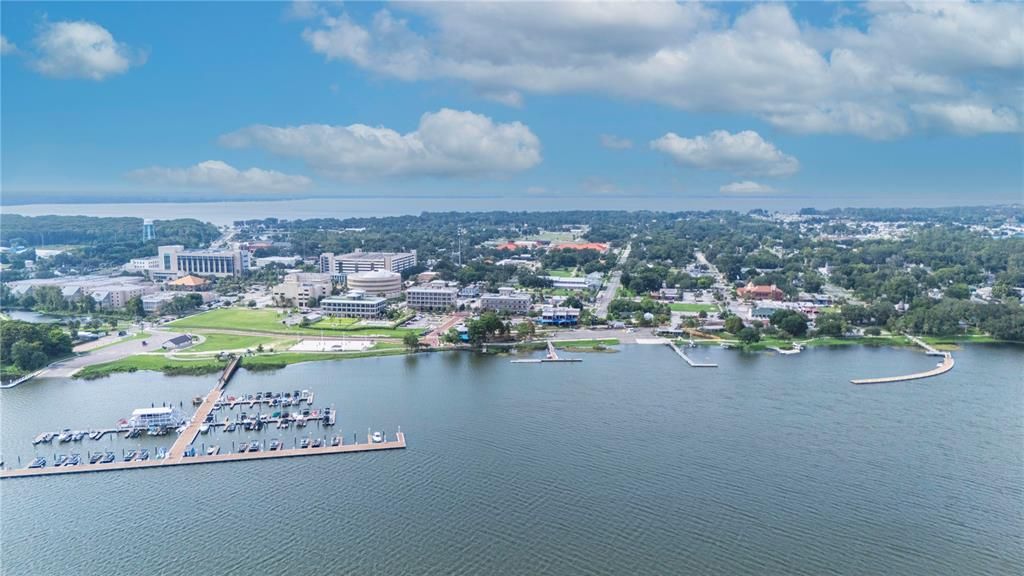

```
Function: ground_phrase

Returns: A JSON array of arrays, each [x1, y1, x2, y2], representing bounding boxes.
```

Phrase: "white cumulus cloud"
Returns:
[[650, 130, 799, 177], [220, 108, 542, 179], [1, 35, 16, 55], [300, 2, 1023, 138], [31, 20, 144, 80], [128, 160, 311, 193], [719, 181, 775, 195], [911, 102, 1020, 135]]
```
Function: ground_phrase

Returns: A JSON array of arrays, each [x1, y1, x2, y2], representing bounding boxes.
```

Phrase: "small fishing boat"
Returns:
[[156, 447, 167, 459], [225, 422, 237, 432], [89, 452, 104, 464], [67, 453, 81, 466], [28, 457, 46, 469], [269, 439, 281, 451], [311, 438, 324, 448], [192, 396, 204, 405], [248, 441, 260, 452], [54, 454, 69, 467], [101, 452, 116, 464], [206, 445, 220, 456], [199, 423, 210, 434], [72, 431, 86, 442], [124, 450, 137, 462], [136, 449, 150, 461], [237, 443, 248, 453], [372, 431, 384, 443], [299, 438, 310, 449], [331, 436, 341, 447], [58, 430, 73, 443]]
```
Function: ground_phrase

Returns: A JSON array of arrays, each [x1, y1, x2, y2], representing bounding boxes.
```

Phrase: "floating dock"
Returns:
[[667, 342, 718, 368], [850, 335, 954, 384], [4, 355, 406, 479], [0, 433, 406, 479]]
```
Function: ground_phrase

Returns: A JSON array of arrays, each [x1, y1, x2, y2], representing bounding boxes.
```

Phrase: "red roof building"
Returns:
[[737, 282, 784, 301], [551, 242, 609, 254]]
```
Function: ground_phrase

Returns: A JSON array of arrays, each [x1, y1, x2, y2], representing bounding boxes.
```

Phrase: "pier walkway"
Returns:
[[850, 335, 954, 385], [1, 433, 406, 479], [667, 342, 718, 368], [165, 356, 240, 463]]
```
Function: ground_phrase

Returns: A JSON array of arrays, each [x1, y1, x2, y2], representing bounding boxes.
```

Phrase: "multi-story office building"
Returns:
[[272, 273, 332, 307], [319, 249, 417, 275], [481, 287, 532, 314], [321, 290, 388, 318], [89, 283, 157, 310], [406, 282, 458, 311], [142, 219, 156, 241], [346, 270, 403, 297], [156, 245, 250, 278]]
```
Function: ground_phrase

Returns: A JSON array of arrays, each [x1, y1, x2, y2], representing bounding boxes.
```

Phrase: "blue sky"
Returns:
[[1, 1, 1022, 208]]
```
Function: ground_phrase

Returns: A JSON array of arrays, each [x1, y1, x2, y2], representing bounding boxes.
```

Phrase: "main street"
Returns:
[[595, 241, 632, 319]]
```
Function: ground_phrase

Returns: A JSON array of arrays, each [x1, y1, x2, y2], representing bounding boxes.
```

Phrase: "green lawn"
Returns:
[[168, 308, 421, 337], [545, 268, 577, 278], [168, 308, 288, 332], [190, 333, 278, 352], [313, 317, 360, 329], [668, 303, 718, 313], [76, 354, 227, 379]]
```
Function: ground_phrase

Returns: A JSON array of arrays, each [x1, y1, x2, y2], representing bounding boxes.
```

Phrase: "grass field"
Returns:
[[168, 308, 421, 337], [189, 333, 279, 352], [668, 303, 718, 313], [314, 317, 360, 329], [545, 268, 577, 278], [76, 354, 227, 379]]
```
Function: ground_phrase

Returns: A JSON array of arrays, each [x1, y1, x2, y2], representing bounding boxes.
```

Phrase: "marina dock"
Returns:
[[850, 335, 955, 384], [0, 433, 406, 479], [667, 342, 718, 368], [4, 355, 406, 479]]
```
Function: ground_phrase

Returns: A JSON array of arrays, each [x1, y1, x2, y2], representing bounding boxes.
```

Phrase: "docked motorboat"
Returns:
[[206, 445, 220, 456], [372, 431, 384, 443], [28, 457, 46, 469]]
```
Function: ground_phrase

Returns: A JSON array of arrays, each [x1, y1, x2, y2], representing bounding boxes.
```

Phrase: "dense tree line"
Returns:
[[0, 320, 73, 371]]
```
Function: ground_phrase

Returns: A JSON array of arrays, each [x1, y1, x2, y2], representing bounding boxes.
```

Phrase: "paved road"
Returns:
[[423, 313, 468, 347], [39, 329, 186, 378], [595, 242, 632, 318]]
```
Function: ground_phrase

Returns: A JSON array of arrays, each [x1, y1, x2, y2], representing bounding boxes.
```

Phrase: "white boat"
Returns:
[[206, 445, 220, 456], [372, 431, 383, 443], [199, 423, 210, 434]]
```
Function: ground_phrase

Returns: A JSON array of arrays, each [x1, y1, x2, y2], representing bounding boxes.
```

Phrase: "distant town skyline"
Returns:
[[2, 1, 1022, 207]]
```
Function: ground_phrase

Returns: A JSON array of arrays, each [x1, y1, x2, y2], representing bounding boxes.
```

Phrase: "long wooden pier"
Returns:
[[0, 433, 406, 479], [850, 335, 955, 384], [164, 356, 240, 463], [668, 342, 718, 368]]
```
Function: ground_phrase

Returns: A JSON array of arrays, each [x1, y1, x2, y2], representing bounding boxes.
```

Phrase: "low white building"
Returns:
[[406, 281, 458, 311], [272, 272, 332, 307], [321, 290, 388, 318], [481, 287, 532, 314]]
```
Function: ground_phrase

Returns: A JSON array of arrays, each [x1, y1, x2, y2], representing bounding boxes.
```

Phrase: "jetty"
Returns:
[[510, 341, 583, 364], [850, 335, 955, 385], [667, 341, 718, 368]]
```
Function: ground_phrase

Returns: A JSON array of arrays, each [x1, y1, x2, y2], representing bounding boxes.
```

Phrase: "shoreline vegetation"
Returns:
[[70, 333, 1020, 380]]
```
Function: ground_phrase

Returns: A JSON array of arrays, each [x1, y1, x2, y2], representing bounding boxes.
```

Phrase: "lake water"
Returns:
[[1, 344, 1021, 575]]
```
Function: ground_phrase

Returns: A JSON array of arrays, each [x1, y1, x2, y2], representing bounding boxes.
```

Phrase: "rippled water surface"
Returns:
[[2, 345, 1022, 575]]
